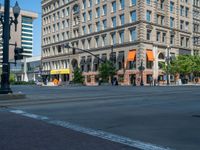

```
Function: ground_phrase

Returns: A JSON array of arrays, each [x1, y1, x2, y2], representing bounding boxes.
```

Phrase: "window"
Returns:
[[146, 10, 151, 22], [119, 31, 124, 43], [185, 7, 189, 17], [146, 0, 150, 5], [162, 33, 166, 43], [170, 17, 174, 28], [88, 11, 92, 21], [181, 37, 184, 47], [130, 28, 137, 41], [111, 33, 116, 45], [96, 21, 100, 32], [120, 14, 125, 25], [96, 7, 100, 18], [82, 13, 86, 22], [112, 1, 116, 12], [120, 0, 125, 9], [95, 36, 99, 47], [170, 34, 174, 45], [186, 38, 190, 47], [147, 30, 151, 40], [156, 31, 161, 42], [112, 16, 117, 27], [103, 19, 107, 29], [180, 20, 184, 30], [131, 0, 136, 6], [170, 1, 174, 13], [130, 11, 136, 22], [103, 5, 107, 15]]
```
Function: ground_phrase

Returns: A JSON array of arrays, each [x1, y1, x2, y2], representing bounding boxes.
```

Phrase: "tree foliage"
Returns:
[[73, 68, 84, 84], [163, 55, 200, 77], [98, 61, 116, 83]]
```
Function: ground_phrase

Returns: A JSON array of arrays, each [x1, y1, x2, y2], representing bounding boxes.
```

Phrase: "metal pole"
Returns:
[[111, 45, 113, 64], [0, 0, 12, 94], [140, 60, 144, 86], [166, 47, 170, 85]]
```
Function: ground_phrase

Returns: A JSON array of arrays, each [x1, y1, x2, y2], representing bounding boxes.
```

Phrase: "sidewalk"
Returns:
[[0, 110, 136, 150]]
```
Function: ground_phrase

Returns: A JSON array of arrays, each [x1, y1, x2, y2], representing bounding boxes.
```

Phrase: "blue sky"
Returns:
[[1, 0, 42, 56]]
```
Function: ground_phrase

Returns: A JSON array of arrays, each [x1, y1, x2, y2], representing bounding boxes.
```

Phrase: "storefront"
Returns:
[[50, 69, 70, 82]]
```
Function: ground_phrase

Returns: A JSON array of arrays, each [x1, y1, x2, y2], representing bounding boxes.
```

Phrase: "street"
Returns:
[[0, 85, 200, 150]]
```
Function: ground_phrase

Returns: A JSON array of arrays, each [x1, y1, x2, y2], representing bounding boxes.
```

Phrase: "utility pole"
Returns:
[[0, 0, 21, 94], [0, 0, 12, 94], [166, 46, 170, 85]]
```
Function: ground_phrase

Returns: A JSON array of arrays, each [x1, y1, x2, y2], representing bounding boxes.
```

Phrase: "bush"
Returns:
[[11, 81, 35, 85]]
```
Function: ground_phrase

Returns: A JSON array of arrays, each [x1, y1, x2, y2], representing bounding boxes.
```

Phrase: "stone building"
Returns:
[[41, 0, 199, 85], [0, 8, 38, 67]]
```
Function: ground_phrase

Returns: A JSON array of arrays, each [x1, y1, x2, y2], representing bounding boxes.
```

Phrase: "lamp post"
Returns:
[[138, 59, 145, 86], [0, 1, 20, 94], [166, 46, 170, 85]]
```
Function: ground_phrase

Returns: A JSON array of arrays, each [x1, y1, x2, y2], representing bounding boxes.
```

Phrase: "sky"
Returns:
[[1, 0, 42, 56]]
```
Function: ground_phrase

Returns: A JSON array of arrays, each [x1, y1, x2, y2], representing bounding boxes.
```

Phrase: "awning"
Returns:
[[127, 50, 136, 61], [93, 56, 99, 64], [146, 50, 154, 61], [117, 52, 124, 62], [86, 56, 92, 64], [50, 69, 70, 75], [80, 57, 85, 65]]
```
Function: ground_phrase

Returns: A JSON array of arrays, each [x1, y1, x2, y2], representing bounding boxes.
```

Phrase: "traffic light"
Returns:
[[14, 47, 24, 60]]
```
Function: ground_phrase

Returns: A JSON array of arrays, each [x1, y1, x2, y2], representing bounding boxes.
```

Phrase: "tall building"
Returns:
[[41, 0, 199, 85], [0, 8, 38, 68]]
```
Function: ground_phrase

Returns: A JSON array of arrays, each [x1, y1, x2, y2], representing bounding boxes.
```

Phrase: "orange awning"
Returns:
[[127, 50, 136, 61], [146, 50, 154, 61]]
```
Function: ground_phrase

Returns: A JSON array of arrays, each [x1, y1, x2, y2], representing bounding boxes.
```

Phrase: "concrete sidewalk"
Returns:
[[0, 110, 137, 150]]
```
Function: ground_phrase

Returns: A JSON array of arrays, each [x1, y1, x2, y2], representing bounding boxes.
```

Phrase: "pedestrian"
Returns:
[[149, 76, 153, 86], [157, 76, 160, 86]]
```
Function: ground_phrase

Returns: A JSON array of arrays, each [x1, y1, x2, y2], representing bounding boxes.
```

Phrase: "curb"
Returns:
[[0, 93, 26, 100]]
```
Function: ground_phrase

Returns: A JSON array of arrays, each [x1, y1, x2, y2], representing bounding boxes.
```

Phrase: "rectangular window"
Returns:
[[103, 19, 107, 29], [112, 1, 116, 12], [103, 5, 107, 15], [130, 28, 136, 41], [112, 16, 116, 27], [119, 31, 124, 43], [120, 0, 125, 9], [147, 30, 151, 40], [120, 14, 125, 25], [130, 11, 136, 22], [146, 10, 151, 22]]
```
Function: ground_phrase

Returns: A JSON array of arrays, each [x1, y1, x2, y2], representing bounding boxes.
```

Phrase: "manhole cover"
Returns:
[[192, 115, 200, 118]]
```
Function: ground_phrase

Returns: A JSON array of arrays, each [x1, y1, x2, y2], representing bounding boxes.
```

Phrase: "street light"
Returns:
[[0, 0, 21, 94], [13, 2, 20, 31], [166, 45, 171, 85], [138, 59, 145, 86]]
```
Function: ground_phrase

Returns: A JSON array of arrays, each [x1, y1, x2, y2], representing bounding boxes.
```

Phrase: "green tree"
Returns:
[[73, 68, 84, 84], [98, 61, 116, 83], [190, 55, 200, 78], [9, 72, 16, 84]]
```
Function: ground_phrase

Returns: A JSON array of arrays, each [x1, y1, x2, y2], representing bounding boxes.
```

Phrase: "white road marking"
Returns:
[[10, 109, 173, 150]]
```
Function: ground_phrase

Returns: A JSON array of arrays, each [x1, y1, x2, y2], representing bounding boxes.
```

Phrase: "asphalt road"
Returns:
[[0, 85, 200, 150]]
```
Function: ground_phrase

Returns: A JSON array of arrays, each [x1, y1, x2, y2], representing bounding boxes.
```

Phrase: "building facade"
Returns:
[[41, 0, 199, 85], [0, 8, 38, 68], [11, 56, 41, 82]]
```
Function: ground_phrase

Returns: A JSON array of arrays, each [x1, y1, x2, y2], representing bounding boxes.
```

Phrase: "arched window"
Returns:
[[158, 53, 165, 60]]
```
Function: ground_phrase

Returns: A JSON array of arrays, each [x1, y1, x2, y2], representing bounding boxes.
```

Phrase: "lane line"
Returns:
[[10, 109, 173, 150]]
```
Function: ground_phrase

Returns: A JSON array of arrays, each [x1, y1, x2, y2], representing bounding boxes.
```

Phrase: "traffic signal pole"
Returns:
[[0, 0, 12, 94], [0, 0, 21, 94]]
